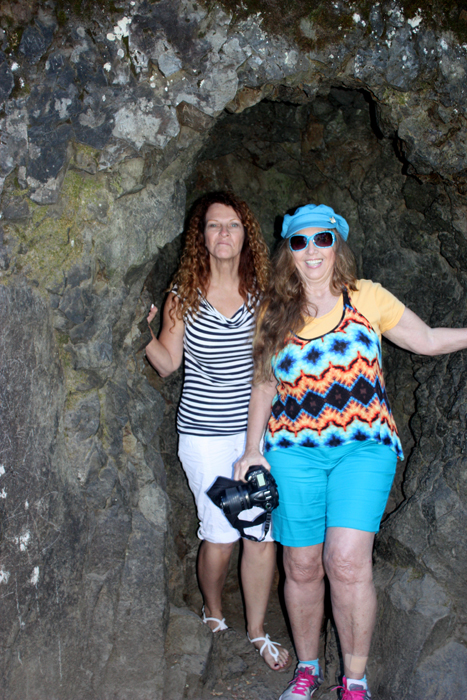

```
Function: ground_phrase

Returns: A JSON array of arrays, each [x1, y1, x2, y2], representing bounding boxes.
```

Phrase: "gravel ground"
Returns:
[[197, 570, 340, 700]]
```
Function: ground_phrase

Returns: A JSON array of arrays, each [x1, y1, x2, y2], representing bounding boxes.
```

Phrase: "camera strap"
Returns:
[[206, 474, 275, 542], [234, 510, 272, 542]]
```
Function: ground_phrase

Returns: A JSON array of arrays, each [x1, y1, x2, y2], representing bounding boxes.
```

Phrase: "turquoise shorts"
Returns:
[[268, 440, 397, 547]]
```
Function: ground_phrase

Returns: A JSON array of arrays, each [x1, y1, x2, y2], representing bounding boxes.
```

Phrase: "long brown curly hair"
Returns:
[[170, 192, 270, 322], [253, 232, 358, 383]]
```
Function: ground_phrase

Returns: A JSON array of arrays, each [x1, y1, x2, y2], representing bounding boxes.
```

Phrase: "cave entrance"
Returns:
[[187, 86, 381, 258], [144, 84, 426, 611]]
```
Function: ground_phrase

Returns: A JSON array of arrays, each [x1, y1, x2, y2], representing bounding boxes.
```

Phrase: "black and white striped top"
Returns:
[[177, 296, 255, 436]]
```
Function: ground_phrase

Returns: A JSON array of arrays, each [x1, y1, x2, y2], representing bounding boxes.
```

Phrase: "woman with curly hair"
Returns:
[[146, 192, 290, 671], [235, 202, 467, 699]]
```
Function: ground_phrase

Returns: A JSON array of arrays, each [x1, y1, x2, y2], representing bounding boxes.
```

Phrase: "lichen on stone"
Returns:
[[1, 166, 113, 290]]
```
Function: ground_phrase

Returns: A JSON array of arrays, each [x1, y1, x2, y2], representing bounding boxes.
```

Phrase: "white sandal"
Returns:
[[202, 606, 228, 632], [248, 632, 282, 663], [246, 634, 292, 673]]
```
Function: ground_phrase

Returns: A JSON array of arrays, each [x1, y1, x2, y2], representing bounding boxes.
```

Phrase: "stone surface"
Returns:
[[0, 51, 14, 102], [0, 280, 170, 699], [2, 1, 467, 698], [18, 20, 55, 64], [406, 641, 467, 700]]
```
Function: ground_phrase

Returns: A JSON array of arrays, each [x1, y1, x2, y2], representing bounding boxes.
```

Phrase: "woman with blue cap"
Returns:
[[235, 202, 467, 700]]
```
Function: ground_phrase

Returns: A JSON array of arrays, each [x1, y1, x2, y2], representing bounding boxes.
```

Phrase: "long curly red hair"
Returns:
[[170, 192, 270, 322]]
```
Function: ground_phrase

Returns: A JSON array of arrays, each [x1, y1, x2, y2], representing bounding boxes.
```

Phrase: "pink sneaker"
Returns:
[[334, 677, 372, 700], [279, 665, 323, 699]]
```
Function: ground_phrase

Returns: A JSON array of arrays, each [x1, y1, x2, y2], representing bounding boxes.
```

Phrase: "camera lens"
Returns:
[[220, 485, 252, 515]]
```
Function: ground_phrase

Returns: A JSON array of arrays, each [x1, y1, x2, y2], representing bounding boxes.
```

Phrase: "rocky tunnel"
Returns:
[[1, 1, 467, 699], [144, 84, 467, 696]]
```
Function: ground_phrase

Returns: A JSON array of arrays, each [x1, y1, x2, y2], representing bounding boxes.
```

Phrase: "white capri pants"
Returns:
[[178, 432, 274, 544]]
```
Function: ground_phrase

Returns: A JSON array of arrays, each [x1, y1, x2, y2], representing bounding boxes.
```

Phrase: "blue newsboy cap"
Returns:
[[281, 204, 349, 241]]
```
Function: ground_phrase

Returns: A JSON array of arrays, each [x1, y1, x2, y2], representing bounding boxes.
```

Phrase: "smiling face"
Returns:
[[204, 203, 245, 263], [290, 226, 336, 289]]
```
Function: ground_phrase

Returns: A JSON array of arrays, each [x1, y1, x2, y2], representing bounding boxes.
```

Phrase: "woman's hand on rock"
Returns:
[[147, 304, 158, 339], [234, 449, 270, 482], [147, 303, 158, 324]]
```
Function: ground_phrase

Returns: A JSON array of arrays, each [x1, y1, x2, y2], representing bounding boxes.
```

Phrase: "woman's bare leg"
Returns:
[[283, 543, 325, 661], [242, 539, 290, 669], [323, 527, 376, 680], [198, 540, 235, 630]]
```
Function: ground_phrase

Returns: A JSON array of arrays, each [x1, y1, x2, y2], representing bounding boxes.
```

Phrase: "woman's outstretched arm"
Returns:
[[234, 379, 277, 481], [145, 293, 185, 377], [384, 306, 467, 356]]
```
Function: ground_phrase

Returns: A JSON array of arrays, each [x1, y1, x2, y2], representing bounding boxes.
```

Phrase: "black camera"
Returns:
[[206, 465, 279, 541], [220, 465, 279, 516]]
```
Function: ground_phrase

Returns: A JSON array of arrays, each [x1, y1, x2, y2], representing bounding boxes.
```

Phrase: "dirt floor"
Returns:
[[196, 545, 341, 700]]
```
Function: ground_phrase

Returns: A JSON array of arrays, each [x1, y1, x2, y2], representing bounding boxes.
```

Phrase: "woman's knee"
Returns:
[[202, 540, 236, 559], [324, 547, 373, 586], [284, 546, 325, 585], [242, 539, 275, 558]]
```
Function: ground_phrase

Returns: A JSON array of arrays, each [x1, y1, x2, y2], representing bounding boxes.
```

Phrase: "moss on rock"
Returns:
[[1, 167, 111, 291]]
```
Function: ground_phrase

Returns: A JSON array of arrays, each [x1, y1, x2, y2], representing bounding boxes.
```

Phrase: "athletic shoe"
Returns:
[[279, 664, 323, 699], [334, 676, 372, 699]]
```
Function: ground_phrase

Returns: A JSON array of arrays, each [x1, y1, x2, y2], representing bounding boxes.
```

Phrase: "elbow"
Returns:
[[145, 351, 171, 377], [408, 345, 436, 357], [158, 367, 173, 378], [145, 356, 173, 377], [412, 337, 441, 357], [145, 339, 181, 376], [422, 331, 443, 356]]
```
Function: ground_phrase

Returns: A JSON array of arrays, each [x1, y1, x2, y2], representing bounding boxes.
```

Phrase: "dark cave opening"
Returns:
[[142, 85, 435, 608], [140, 93, 467, 695]]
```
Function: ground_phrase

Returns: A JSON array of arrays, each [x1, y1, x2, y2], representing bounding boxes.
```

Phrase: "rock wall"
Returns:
[[1, 1, 467, 698]]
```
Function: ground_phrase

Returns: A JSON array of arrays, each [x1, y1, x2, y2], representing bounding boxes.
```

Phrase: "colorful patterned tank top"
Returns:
[[264, 289, 403, 459]]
